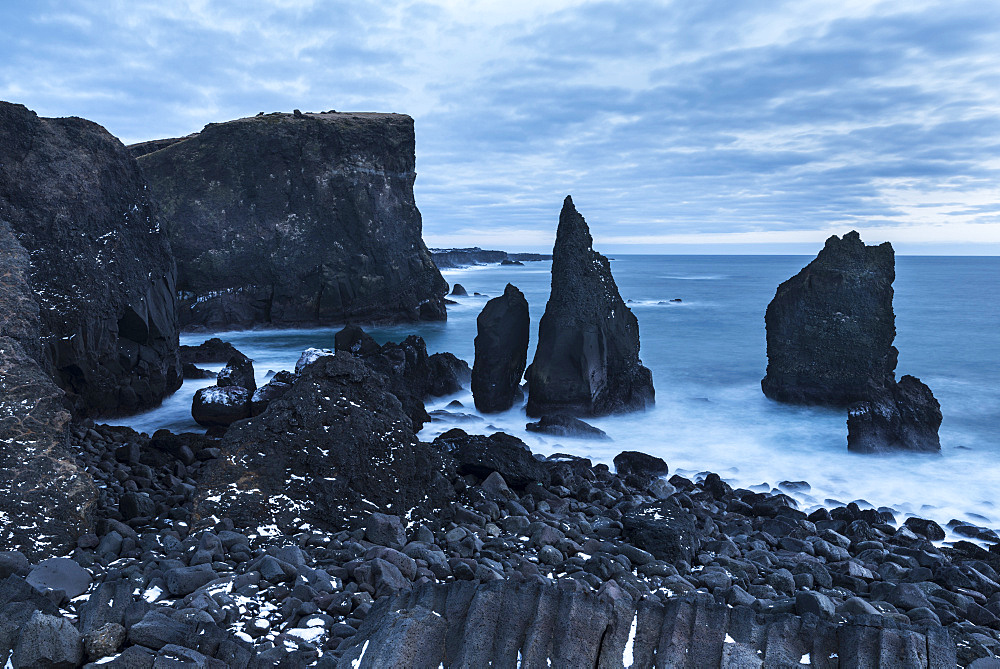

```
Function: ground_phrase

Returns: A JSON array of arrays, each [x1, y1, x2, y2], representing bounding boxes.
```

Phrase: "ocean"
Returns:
[[112, 255, 1000, 536]]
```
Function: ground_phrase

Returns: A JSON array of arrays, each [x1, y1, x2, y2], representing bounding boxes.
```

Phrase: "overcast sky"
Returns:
[[2, 0, 999, 253]]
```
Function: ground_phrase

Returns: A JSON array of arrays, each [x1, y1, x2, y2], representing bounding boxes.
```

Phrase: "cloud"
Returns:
[[1, 0, 999, 250]]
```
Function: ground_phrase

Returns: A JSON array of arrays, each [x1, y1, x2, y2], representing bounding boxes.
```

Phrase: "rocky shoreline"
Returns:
[[4, 369, 1000, 666]]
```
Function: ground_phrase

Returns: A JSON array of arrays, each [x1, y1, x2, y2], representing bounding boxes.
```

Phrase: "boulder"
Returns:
[[435, 430, 549, 489], [334, 325, 380, 356], [216, 353, 256, 392], [621, 500, 700, 564], [191, 386, 252, 428], [847, 375, 942, 453], [196, 353, 455, 534], [613, 451, 669, 480], [12, 611, 82, 668], [526, 196, 654, 417], [451, 283, 469, 296], [762, 231, 896, 406], [179, 338, 242, 364], [250, 373, 293, 416], [182, 363, 215, 379], [472, 284, 529, 413], [526, 415, 609, 439], [0, 102, 180, 416], [0, 575, 61, 658], [0, 336, 96, 557], [136, 111, 447, 329], [26, 558, 92, 599]]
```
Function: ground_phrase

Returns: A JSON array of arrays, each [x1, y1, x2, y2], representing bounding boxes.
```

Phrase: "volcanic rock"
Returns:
[[333, 327, 470, 429], [525, 415, 609, 440], [136, 111, 447, 329], [216, 352, 256, 392], [525, 196, 654, 417], [0, 337, 96, 558], [179, 338, 242, 364], [613, 451, 669, 480], [435, 430, 549, 489], [762, 231, 897, 406], [0, 102, 181, 415], [472, 283, 529, 413], [451, 283, 469, 296], [191, 386, 252, 428], [847, 375, 942, 453], [196, 353, 455, 533]]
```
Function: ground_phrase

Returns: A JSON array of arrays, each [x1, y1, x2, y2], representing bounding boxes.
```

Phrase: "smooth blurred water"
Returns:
[[111, 256, 1000, 533]]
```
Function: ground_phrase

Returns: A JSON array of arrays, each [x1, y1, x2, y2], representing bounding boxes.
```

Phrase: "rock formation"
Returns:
[[525, 196, 654, 417], [136, 111, 447, 329], [333, 327, 470, 430], [0, 102, 181, 416], [762, 231, 941, 451], [196, 353, 455, 533], [472, 283, 529, 413], [762, 231, 897, 405], [847, 374, 942, 453]]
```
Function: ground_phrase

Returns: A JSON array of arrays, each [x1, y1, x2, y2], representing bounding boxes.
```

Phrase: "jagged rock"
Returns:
[[762, 231, 897, 406], [762, 232, 941, 451], [179, 338, 242, 364], [13, 610, 83, 668], [196, 353, 455, 533], [450, 283, 468, 296], [0, 575, 60, 659], [525, 415, 609, 439], [847, 375, 942, 452], [191, 386, 252, 428], [0, 337, 96, 558], [333, 328, 470, 429], [136, 111, 447, 329], [250, 372, 293, 416], [526, 196, 654, 417], [0, 102, 180, 416], [216, 353, 256, 392], [182, 363, 215, 379], [621, 500, 700, 564], [435, 429, 549, 489], [472, 283, 529, 413]]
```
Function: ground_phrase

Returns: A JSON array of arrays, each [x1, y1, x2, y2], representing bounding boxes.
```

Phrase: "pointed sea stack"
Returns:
[[472, 283, 529, 412], [762, 231, 941, 452], [135, 111, 448, 329], [525, 197, 653, 417]]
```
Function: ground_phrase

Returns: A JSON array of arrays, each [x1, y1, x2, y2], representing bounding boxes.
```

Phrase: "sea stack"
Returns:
[[762, 231, 896, 405], [525, 196, 654, 417], [472, 283, 529, 412], [0, 102, 181, 416], [134, 111, 448, 329], [762, 231, 941, 452]]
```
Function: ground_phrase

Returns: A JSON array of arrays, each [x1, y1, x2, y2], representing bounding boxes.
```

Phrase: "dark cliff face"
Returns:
[[0, 214, 96, 557], [762, 231, 897, 406], [136, 111, 448, 330], [526, 196, 654, 417], [0, 102, 181, 416]]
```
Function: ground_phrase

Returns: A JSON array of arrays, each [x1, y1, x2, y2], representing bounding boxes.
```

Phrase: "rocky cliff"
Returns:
[[526, 196, 654, 417], [762, 231, 897, 406], [0, 102, 181, 416], [136, 111, 448, 329]]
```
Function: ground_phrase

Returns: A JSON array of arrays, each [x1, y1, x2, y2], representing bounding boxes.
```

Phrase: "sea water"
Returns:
[[112, 256, 1000, 534]]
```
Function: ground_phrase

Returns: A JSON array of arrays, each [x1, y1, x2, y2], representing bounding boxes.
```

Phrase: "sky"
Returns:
[[2, 1, 1000, 254]]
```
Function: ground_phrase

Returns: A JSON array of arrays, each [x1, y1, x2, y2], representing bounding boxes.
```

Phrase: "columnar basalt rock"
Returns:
[[472, 283, 529, 413], [526, 196, 654, 417], [135, 111, 448, 329], [762, 231, 941, 451], [0, 102, 181, 416]]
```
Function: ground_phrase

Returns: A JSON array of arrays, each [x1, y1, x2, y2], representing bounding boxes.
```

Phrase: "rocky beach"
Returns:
[[1, 100, 1000, 669]]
